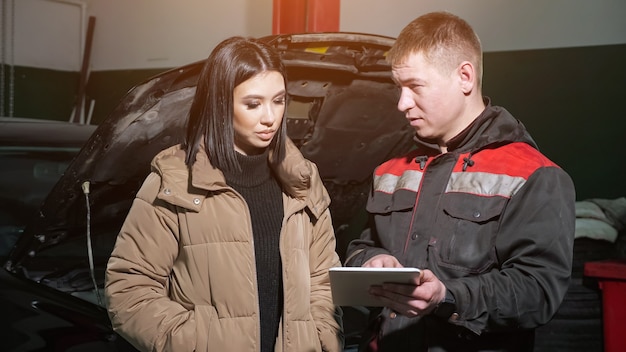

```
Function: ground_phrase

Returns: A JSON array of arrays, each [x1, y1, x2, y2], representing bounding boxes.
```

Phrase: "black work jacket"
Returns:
[[345, 100, 576, 351]]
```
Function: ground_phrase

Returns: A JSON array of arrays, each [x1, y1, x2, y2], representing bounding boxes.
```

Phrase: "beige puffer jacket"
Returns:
[[105, 140, 344, 352]]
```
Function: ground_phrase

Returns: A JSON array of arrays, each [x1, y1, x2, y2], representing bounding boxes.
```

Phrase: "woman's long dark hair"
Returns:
[[184, 36, 287, 171]]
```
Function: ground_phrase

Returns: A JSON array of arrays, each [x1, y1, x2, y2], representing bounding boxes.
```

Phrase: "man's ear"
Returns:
[[458, 61, 475, 94]]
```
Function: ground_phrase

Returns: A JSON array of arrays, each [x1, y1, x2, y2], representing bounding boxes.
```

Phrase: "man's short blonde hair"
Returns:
[[387, 11, 483, 88]]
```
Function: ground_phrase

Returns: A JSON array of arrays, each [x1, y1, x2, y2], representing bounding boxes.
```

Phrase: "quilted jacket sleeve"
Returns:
[[104, 173, 202, 352]]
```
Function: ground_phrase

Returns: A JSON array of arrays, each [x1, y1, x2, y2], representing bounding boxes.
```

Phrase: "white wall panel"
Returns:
[[88, 0, 273, 70], [8, 0, 273, 71], [8, 0, 83, 70]]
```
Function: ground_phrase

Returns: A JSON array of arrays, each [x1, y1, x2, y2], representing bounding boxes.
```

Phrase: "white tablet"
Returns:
[[328, 266, 422, 307]]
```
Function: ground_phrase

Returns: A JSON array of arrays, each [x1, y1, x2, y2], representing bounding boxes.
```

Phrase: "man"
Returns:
[[344, 11, 575, 351]]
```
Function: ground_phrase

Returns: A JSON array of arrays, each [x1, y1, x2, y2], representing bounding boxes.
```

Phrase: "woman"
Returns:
[[105, 36, 344, 352]]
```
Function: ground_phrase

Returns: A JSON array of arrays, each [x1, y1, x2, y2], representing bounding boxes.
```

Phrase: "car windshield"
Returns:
[[0, 146, 81, 258]]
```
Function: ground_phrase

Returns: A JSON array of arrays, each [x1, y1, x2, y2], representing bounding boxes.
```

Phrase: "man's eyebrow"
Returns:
[[393, 76, 422, 86], [390, 75, 404, 86]]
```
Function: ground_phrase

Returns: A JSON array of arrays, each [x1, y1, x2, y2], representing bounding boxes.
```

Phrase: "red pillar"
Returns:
[[306, 0, 340, 32], [273, 0, 340, 35]]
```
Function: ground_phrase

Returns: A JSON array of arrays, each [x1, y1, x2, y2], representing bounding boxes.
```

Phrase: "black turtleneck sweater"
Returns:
[[222, 151, 284, 352]]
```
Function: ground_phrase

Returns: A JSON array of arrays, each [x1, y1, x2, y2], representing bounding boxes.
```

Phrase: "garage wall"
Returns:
[[6, 0, 625, 70], [481, 44, 626, 201], [340, 0, 626, 51]]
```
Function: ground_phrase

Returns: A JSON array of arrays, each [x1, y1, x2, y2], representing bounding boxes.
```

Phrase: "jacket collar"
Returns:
[[151, 138, 329, 218], [188, 138, 312, 198], [413, 97, 538, 154]]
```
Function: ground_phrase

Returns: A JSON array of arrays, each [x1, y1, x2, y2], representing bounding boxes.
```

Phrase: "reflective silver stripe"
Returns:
[[447, 171, 526, 198], [374, 170, 423, 194]]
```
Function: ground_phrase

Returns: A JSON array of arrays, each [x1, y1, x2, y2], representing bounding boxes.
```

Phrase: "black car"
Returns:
[[1, 32, 415, 351], [0, 117, 97, 260]]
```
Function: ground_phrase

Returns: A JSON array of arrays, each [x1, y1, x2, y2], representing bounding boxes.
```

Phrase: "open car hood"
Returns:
[[5, 32, 415, 295]]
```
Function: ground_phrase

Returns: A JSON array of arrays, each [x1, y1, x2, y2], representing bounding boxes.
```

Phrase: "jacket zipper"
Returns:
[[403, 155, 428, 255]]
